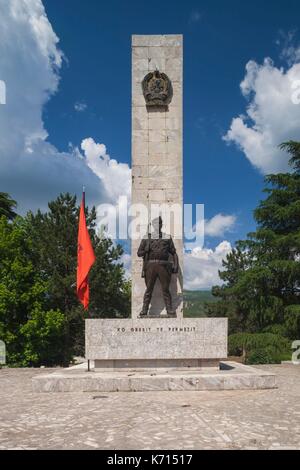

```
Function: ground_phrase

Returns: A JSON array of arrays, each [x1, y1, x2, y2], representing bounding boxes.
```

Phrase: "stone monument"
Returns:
[[33, 35, 277, 392], [85, 35, 227, 371], [131, 34, 184, 319]]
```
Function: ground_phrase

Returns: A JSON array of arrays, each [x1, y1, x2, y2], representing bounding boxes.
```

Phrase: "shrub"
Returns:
[[228, 332, 291, 364], [284, 305, 300, 340], [246, 347, 277, 365], [262, 324, 288, 337], [245, 345, 290, 364], [20, 305, 67, 367]]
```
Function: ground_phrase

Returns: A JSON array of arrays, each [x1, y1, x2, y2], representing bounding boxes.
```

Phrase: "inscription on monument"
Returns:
[[116, 326, 197, 333]]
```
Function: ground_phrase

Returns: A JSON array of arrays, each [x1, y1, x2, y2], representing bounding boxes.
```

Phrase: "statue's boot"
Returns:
[[139, 301, 149, 317], [164, 293, 176, 316], [167, 309, 176, 316]]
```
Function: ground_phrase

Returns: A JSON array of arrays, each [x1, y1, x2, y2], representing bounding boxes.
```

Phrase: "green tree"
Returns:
[[0, 192, 17, 220], [25, 193, 130, 358], [0, 193, 130, 366], [207, 141, 300, 340], [0, 216, 66, 366]]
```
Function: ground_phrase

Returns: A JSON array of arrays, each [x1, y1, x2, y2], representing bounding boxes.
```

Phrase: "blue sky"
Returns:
[[42, 0, 298, 245], [1, 0, 300, 288]]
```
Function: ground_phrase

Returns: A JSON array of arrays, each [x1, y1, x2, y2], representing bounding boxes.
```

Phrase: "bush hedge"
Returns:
[[228, 332, 291, 364]]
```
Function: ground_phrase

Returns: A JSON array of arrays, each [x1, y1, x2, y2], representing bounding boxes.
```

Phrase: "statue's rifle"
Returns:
[[142, 224, 151, 278]]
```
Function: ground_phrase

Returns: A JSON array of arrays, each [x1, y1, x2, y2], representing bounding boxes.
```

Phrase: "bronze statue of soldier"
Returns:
[[137, 217, 178, 317]]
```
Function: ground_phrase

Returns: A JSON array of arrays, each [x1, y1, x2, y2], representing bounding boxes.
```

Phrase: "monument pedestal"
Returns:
[[32, 314, 276, 393], [86, 318, 228, 371], [31, 309, 276, 393], [32, 360, 277, 393]]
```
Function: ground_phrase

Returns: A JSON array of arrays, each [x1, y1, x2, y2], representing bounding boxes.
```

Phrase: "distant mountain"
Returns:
[[183, 290, 219, 317]]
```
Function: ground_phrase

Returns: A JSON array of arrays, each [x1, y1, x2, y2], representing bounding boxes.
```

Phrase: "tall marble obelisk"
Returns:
[[131, 35, 183, 318]]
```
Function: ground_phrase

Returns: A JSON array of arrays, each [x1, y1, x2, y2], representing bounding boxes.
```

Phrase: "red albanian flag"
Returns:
[[76, 192, 95, 310]]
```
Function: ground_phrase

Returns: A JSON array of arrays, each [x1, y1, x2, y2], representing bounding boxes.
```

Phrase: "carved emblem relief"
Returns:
[[142, 70, 173, 106]]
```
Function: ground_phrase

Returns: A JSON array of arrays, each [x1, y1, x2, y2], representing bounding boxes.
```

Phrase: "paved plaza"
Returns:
[[0, 364, 299, 450]]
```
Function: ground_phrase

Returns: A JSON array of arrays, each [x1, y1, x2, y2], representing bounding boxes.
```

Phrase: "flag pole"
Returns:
[[82, 185, 90, 373], [77, 185, 95, 372]]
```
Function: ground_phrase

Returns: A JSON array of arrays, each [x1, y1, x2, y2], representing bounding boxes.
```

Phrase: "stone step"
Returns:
[[32, 361, 277, 393]]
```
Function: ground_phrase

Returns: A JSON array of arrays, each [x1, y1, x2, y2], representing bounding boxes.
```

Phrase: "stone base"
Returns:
[[32, 361, 277, 393], [94, 358, 219, 371], [85, 318, 228, 361]]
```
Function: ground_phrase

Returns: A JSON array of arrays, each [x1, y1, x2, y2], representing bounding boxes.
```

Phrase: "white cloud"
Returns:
[[205, 213, 236, 237], [224, 54, 300, 174], [81, 138, 131, 203], [188, 10, 202, 24], [186, 212, 236, 252], [0, 80, 6, 104], [119, 252, 131, 279], [277, 30, 300, 66], [0, 0, 129, 214], [79, 137, 131, 239], [74, 101, 87, 112], [184, 241, 232, 290]]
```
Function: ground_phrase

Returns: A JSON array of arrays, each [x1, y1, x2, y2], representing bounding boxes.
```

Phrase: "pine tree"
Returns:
[[25, 193, 130, 358], [0, 192, 17, 220], [207, 141, 300, 339]]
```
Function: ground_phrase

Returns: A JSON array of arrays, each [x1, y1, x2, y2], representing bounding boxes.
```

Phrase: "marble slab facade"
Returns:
[[131, 35, 183, 318], [85, 318, 228, 363]]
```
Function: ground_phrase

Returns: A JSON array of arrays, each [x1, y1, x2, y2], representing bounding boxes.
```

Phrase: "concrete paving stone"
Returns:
[[0, 365, 300, 449]]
